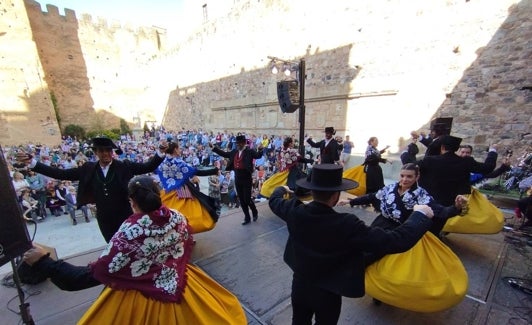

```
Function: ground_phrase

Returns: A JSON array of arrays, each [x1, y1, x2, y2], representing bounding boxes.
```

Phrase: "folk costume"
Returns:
[[260, 139, 312, 198], [363, 144, 387, 194], [27, 177, 246, 325], [156, 154, 220, 233], [31, 137, 164, 242], [306, 127, 342, 164], [211, 135, 263, 224], [348, 182, 468, 312], [269, 164, 433, 324], [417, 135, 498, 234]]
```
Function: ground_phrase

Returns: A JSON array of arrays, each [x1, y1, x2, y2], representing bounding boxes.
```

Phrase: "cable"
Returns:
[[25, 219, 38, 242]]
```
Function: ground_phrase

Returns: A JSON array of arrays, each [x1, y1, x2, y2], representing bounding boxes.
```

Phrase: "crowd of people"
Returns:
[[5, 123, 532, 324]]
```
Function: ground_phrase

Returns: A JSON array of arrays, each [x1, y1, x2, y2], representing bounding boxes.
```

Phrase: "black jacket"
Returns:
[[32, 156, 164, 207], [417, 151, 497, 205], [307, 138, 342, 164], [211, 146, 263, 174], [32, 155, 164, 241], [269, 187, 432, 298]]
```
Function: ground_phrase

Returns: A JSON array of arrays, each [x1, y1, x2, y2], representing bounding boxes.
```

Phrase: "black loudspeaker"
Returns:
[[277, 80, 299, 113], [0, 145, 32, 268]]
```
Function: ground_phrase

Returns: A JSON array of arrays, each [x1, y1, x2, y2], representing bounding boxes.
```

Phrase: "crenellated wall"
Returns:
[[22, 0, 167, 135], [0, 0, 60, 145], [0, 0, 530, 154], [161, 0, 531, 154]]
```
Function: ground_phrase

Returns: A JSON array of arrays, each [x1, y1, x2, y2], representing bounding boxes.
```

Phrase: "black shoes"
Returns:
[[253, 214, 259, 222], [72, 219, 77, 226], [85, 216, 90, 223], [242, 220, 251, 225]]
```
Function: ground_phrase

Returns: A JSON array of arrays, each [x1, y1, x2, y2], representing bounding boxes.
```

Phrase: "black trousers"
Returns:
[[234, 169, 257, 221], [291, 275, 342, 325]]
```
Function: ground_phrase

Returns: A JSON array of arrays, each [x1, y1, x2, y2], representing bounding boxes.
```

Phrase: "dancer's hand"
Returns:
[[413, 204, 434, 218], [23, 244, 48, 266]]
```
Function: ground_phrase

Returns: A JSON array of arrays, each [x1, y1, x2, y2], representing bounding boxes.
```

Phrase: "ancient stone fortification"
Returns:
[[1, 0, 530, 155]]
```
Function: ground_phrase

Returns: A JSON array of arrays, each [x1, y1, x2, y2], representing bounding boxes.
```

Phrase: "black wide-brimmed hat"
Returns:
[[296, 164, 358, 191], [235, 135, 246, 143], [324, 127, 336, 134], [441, 135, 462, 152], [91, 137, 118, 149]]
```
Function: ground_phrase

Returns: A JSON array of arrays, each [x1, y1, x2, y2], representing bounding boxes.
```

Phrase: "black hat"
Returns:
[[430, 117, 453, 135], [324, 127, 336, 134], [235, 135, 246, 143], [91, 137, 118, 149], [296, 164, 358, 191], [441, 135, 462, 152]]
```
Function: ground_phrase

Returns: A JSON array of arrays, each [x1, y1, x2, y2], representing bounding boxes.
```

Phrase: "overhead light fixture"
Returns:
[[270, 60, 278, 74], [283, 63, 291, 76]]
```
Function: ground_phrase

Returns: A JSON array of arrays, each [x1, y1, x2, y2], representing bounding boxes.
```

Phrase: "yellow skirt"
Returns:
[[78, 264, 247, 325], [442, 188, 504, 234], [343, 165, 366, 196], [160, 190, 215, 234], [365, 232, 468, 312], [260, 170, 289, 198]]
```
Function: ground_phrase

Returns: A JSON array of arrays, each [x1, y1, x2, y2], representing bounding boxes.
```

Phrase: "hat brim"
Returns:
[[91, 137, 118, 149], [296, 178, 358, 191]]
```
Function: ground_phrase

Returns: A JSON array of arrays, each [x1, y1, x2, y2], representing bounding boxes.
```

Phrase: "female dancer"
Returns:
[[260, 136, 313, 198], [338, 163, 468, 312], [157, 142, 219, 233], [363, 136, 390, 194], [23, 175, 246, 324]]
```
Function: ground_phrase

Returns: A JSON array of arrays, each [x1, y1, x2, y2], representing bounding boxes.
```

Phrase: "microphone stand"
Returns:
[[10, 258, 35, 325]]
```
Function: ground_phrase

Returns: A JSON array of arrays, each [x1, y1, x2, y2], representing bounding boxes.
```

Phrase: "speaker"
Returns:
[[0, 146, 32, 268], [277, 80, 299, 113]]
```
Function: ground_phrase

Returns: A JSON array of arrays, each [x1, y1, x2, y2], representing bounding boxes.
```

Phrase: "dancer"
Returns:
[[260, 136, 313, 198], [157, 142, 219, 233], [23, 175, 246, 324]]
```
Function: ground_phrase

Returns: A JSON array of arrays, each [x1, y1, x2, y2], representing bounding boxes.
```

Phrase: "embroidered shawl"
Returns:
[[278, 147, 300, 172], [375, 183, 433, 224], [90, 206, 194, 302], [156, 156, 197, 192]]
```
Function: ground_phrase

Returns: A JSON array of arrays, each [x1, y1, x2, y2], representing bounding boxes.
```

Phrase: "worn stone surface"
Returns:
[[0, 0, 530, 155]]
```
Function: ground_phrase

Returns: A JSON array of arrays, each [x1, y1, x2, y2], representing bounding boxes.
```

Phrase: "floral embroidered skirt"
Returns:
[[160, 190, 216, 234], [78, 264, 247, 324]]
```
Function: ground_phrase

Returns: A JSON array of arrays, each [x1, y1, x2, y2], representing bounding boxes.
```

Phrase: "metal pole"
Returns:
[[11, 259, 35, 324], [298, 59, 306, 157]]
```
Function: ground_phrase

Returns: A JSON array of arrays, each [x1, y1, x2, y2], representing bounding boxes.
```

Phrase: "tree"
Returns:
[[120, 118, 131, 135], [63, 124, 86, 140]]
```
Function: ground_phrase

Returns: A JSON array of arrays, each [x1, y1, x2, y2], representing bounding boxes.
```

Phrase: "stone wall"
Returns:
[[23, 0, 167, 134], [162, 0, 531, 155], [1, 0, 530, 155], [0, 0, 60, 145]]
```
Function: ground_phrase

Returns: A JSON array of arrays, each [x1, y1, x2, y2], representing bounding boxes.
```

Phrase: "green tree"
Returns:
[[63, 124, 86, 140], [120, 118, 131, 135]]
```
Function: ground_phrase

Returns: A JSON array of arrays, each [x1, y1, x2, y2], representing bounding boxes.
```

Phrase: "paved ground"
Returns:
[[1, 174, 531, 324]]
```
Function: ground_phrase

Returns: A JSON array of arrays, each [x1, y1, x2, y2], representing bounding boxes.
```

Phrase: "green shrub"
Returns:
[[120, 119, 132, 135], [63, 124, 86, 140], [86, 129, 120, 140]]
